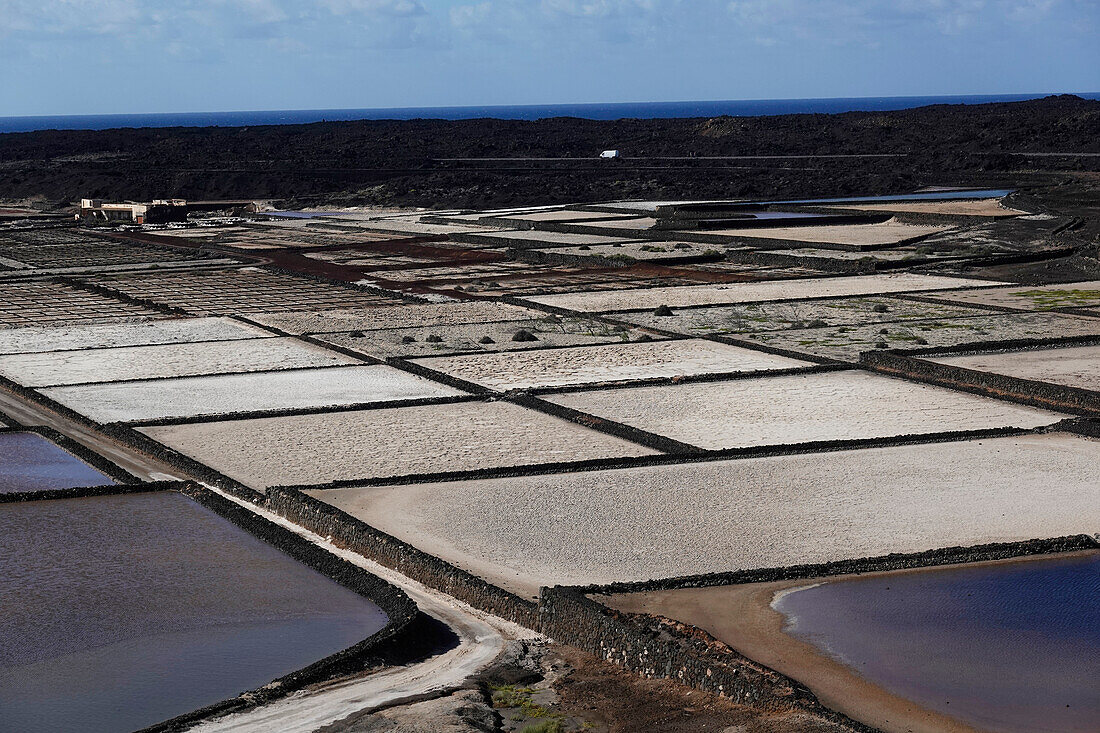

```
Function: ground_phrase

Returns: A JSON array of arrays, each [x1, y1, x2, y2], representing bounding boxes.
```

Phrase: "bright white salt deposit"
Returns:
[[138, 401, 656, 487], [310, 434, 1100, 595], [0, 317, 271, 355], [0, 337, 358, 387], [43, 365, 459, 422], [543, 371, 1065, 449], [524, 274, 1000, 312], [415, 339, 809, 390]]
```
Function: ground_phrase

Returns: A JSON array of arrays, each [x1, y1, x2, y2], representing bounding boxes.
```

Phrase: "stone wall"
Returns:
[[0, 478, 179, 504], [539, 586, 872, 731], [863, 349, 1100, 415], [264, 486, 540, 628]]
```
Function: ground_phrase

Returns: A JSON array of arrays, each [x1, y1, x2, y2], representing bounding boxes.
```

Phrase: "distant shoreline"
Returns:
[[4, 92, 1099, 134]]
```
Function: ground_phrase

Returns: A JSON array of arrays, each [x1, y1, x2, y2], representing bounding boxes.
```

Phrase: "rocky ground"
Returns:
[[325, 641, 851, 733]]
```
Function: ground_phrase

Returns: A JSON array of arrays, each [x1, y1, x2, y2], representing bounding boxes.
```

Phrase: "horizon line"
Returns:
[[4, 91, 1098, 122]]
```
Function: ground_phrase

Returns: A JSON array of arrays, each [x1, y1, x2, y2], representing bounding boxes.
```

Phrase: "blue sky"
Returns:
[[1, 0, 1097, 116]]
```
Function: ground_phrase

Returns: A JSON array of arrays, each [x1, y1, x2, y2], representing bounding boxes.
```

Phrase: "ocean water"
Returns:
[[775, 553, 1100, 733], [2, 93, 1098, 134], [0, 492, 390, 733]]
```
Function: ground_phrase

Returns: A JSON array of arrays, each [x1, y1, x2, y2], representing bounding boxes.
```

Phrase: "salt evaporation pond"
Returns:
[[0, 431, 114, 493], [775, 553, 1100, 732], [0, 492, 389, 733]]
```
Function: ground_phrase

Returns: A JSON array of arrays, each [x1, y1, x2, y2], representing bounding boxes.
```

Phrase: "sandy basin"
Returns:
[[309, 433, 1100, 598], [606, 551, 1099, 733]]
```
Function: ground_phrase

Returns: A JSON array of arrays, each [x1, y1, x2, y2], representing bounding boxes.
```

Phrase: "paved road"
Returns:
[[190, 488, 536, 733], [0, 387, 183, 481]]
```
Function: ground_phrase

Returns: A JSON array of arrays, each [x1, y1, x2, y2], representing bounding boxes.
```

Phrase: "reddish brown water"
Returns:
[[0, 492, 389, 732]]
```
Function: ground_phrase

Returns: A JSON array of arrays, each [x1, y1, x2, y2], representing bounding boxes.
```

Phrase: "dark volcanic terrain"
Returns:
[[2, 95, 1098, 216]]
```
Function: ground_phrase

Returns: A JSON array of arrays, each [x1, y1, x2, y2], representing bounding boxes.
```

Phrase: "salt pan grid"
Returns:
[[0, 281, 161, 328], [78, 268, 403, 315]]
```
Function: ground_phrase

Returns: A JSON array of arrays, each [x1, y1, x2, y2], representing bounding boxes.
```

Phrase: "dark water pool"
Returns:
[[0, 432, 115, 493], [0, 492, 389, 733], [775, 553, 1100, 732]]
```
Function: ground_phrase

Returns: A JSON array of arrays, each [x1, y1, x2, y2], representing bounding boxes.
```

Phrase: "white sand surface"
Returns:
[[46, 365, 459, 423], [700, 220, 947, 245], [0, 317, 271, 355], [459, 230, 640, 247], [826, 199, 1026, 217], [525, 273, 1000, 312], [311, 434, 1100, 595], [139, 401, 656, 487], [929, 344, 1100, 391], [0, 337, 357, 387], [415, 339, 808, 390], [544, 371, 1064, 449]]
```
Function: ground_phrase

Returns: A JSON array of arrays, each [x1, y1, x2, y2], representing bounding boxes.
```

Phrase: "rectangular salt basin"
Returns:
[[0, 317, 272, 355], [825, 198, 1026, 217], [309, 434, 1100, 596], [0, 492, 388, 733], [0, 432, 115, 493], [928, 344, 1100, 392], [524, 273, 1000, 313], [459, 230, 642, 247], [247, 301, 538, 335], [139, 401, 657, 489], [926, 280, 1100, 310], [43, 364, 461, 423], [543, 371, 1065, 449], [415, 339, 809, 391], [0, 337, 357, 387], [700, 221, 948, 246]]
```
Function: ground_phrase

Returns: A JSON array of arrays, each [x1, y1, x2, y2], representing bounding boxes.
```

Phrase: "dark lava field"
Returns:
[[1, 95, 1098, 213]]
